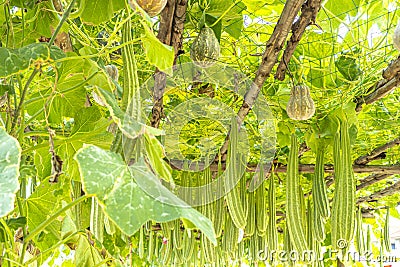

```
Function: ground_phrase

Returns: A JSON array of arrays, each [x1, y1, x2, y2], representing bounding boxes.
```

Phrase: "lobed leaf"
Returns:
[[0, 43, 65, 77], [74, 145, 217, 245]]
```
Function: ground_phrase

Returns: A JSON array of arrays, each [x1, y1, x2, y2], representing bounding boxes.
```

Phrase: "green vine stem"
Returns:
[[3, 258, 25, 267], [0, 218, 17, 264], [10, 69, 39, 134], [25, 195, 91, 242], [10, 0, 77, 134], [16, 196, 28, 265], [19, 195, 91, 264], [23, 231, 81, 266], [47, 0, 77, 48], [4, 3, 14, 48]]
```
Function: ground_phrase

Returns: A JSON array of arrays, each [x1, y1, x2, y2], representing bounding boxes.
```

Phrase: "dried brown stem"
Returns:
[[355, 74, 400, 112], [325, 175, 334, 187], [275, 0, 322, 80], [354, 136, 400, 165], [356, 173, 392, 191], [382, 55, 400, 80], [298, 142, 310, 157], [151, 0, 187, 128], [357, 180, 400, 203], [218, 0, 305, 157], [337, 259, 345, 267]]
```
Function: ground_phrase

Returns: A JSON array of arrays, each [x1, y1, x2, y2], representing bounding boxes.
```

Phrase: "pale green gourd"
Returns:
[[130, 0, 167, 16], [190, 27, 221, 67], [286, 85, 315, 120]]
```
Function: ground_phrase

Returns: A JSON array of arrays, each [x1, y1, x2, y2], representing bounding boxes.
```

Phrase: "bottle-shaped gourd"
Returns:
[[130, 0, 167, 17], [190, 27, 220, 67], [286, 84, 315, 120]]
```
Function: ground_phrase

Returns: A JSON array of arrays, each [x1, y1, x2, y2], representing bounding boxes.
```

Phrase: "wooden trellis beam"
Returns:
[[271, 164, 400, 175], [297, 121, 400, 166], [356, 173, 392, 191], [277, 176, 398, 222], [357, 180, 400, 203], [354, 136, 400, 165], [168, 160, 400, 175], [383, 55, 400, 79]]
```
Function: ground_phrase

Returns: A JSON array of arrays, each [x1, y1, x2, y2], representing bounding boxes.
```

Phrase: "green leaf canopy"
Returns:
[[0, 43, 65, 77], [74, 144, 217, 245]]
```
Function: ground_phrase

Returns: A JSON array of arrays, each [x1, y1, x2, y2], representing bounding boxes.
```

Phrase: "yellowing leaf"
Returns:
[[142, 27, 174, 74], [79, 0, 125, 25], [144, 133, 172, 182]]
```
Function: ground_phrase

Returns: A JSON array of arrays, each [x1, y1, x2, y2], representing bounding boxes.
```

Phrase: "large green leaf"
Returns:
[[335, 55, 362, 81], [79, 0, 125, 25], [33, 106, 113, 181], [205, 0, 246, 20], [74, 145, 217, 245], [0, 43, 65, 77], [22, 181, 69, 254], [299, 32, 336, 60], [142, 26, 174, 73], [318, 0, 361, 31], [0, 127, 21, 217], [57, 107, 114, 180], [224, 17, 243, 40], [10, 0, 35, 8], [323, 0, 360, 19], [25, 1, 61, 36], [241, 0, 280, 16], [190, 0, 246, 38], [25, 57, 110, 123], [74, 234, 106, 267]]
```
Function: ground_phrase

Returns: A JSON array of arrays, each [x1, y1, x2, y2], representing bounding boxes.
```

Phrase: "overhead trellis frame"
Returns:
[[218, 0, 306, 157], [151, 0, 400, 199], [357, 180, 400, 203], [355, 136, 400, 165]]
